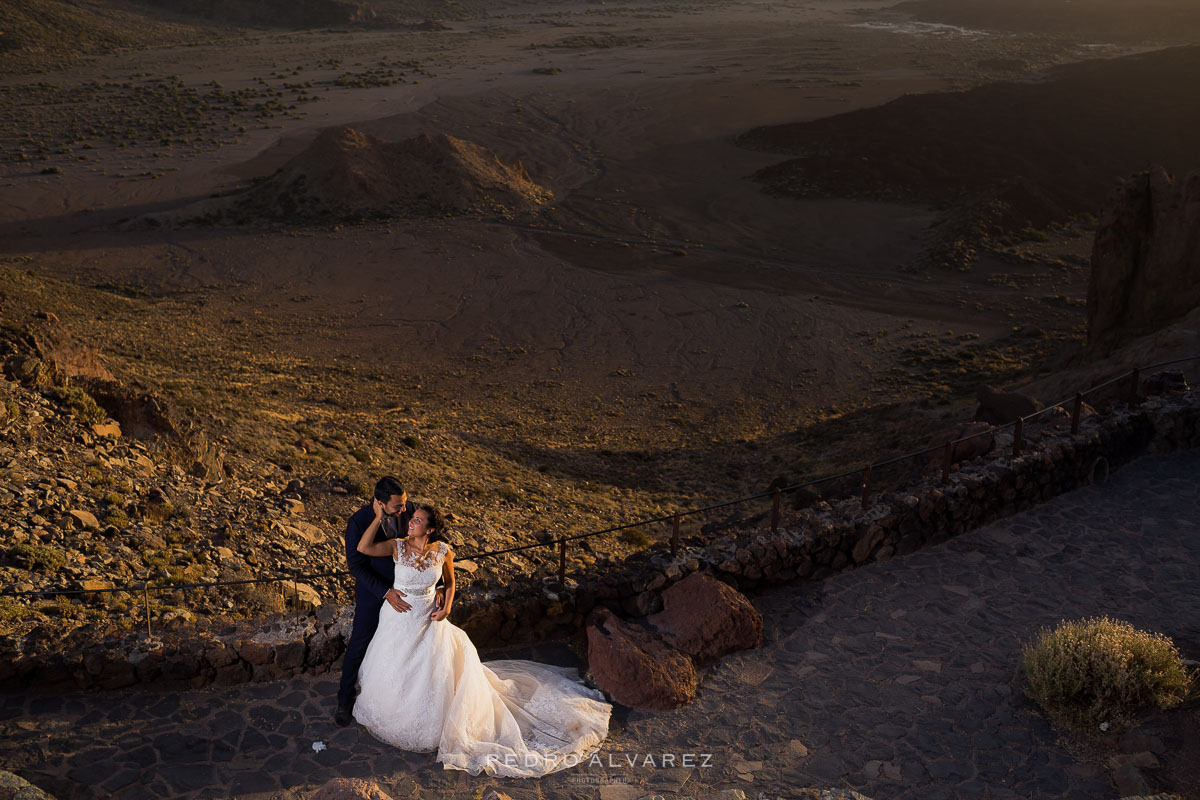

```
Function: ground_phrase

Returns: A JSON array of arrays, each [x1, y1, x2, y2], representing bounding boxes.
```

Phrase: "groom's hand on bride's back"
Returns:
[[384, 588, 411, 613]]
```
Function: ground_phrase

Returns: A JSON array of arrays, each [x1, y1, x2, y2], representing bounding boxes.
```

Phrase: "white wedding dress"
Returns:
[[353, 540, 611, 777]]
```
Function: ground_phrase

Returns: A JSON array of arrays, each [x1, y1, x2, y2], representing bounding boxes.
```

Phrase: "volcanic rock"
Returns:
[[586, 607, 696, 709], [67, 510, 101, 532], [1088, 166, 1200, 356], [648, 571, 762, 663], [1142, 370, 1189, 397], [974, 384, 1043, 425]]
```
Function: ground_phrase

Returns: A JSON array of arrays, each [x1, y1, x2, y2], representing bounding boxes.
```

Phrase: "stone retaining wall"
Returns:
[[4, 391, 1198, 693]]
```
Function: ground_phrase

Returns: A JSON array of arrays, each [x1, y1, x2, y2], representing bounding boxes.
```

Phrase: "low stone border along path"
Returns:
[[2, 450, 1198, 800]]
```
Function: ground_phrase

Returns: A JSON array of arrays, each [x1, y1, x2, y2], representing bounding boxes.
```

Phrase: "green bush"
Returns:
[[9, 543, 66, 572], [46, 385, 105, 424], [0, 597, 33, 622], [142, 502, 175, 524], [619, 528, 651, 547], [1024, 616, 1194, 731]]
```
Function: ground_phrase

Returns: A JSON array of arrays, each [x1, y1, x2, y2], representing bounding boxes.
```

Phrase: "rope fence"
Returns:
[[2, 355, 1197, 637]]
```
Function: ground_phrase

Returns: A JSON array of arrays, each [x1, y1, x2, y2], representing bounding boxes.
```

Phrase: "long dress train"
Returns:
[[353, 540, 611, 777]]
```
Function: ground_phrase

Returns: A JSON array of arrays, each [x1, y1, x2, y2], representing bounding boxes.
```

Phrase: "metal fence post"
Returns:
[[1128, 367, 1140, 409], [1013, 418, 1023, 458], [143, 577, 153, 639], [860, 465, 872, 509], [771, 489, 781, 533], [941, 441, 953, 483], [557, 538, 567, 584], [1071, 393, 1083, 434], [671, 512, 681, 556]]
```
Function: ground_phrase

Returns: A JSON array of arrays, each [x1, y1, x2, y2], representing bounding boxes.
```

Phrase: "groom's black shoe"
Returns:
[[334, 699, 354, 727]]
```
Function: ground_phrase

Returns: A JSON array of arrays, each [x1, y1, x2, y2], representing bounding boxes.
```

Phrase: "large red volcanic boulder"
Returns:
[[586, 607, 697, 710], [648, 571, 762, 663], [1088, 167, 1200, 356]]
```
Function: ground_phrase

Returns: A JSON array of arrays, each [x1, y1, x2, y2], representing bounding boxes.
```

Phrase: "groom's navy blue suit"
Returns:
[[338, 502, 412, 706]]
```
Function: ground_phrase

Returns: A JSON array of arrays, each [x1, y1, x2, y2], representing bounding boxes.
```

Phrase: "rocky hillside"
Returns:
[[0, 350, 349, 642], [0, 263, 648, 656]]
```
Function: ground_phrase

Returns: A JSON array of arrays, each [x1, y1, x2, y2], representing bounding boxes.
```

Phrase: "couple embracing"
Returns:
[[335, 477, 611, 777]]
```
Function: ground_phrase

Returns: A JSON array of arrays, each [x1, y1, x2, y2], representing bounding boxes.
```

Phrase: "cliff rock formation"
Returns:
[[1088, 167, 1200, 356]]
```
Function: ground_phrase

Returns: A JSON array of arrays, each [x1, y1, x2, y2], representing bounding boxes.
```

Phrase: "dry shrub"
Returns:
[[1023, 616, 1194, 731], [229, 573, 287, 615]]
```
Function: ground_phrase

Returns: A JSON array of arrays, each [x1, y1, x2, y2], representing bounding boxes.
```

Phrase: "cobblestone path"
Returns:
[[2, 451, 1198, 800]]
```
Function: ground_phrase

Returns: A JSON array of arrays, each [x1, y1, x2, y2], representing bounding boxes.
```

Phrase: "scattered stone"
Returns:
[[292, 582, 322, 610], [91, 421, 121, 438], [786, 739, 810, 759], [67, 510, 100, 531], [1141, 370, 1189, 397], [282, 521, 324, 544]]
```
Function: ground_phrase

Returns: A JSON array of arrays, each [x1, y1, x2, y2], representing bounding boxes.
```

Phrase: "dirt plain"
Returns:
[[1, 0, 1199, 635]]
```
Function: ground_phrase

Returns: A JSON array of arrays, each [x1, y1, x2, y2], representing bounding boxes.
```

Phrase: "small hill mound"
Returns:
[[200, 127, 553, 224]]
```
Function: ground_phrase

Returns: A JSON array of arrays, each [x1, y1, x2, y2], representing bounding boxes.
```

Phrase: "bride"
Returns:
[[351, 500, 611, 777]]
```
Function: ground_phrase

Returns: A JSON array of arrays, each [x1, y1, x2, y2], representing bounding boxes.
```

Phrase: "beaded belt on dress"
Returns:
[[394, 585, 435, 596]]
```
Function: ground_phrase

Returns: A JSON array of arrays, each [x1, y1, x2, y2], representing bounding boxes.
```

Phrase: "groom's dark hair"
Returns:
[[374, 476, 405, 502]]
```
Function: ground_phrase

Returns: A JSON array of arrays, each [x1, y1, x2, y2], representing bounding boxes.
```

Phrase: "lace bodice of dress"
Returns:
[[393, 539, 449, 591]]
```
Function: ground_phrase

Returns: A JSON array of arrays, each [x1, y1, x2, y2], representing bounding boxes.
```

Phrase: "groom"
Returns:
[[336, 475, 416, 726]]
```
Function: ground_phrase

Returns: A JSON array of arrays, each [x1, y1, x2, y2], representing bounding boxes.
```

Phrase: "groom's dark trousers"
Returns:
[[338, 504, 411, 707]]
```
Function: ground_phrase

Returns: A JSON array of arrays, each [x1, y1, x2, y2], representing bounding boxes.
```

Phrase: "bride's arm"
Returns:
[[431, 546, 455, 621], [356, 500, 395, 557]]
